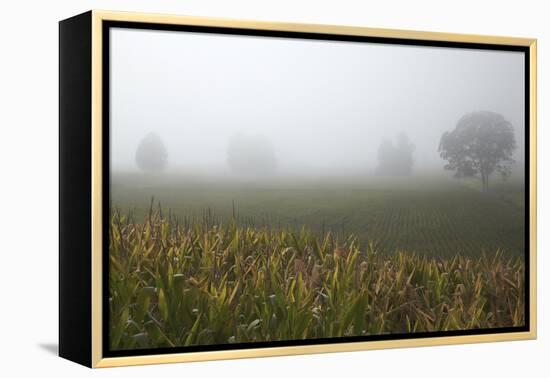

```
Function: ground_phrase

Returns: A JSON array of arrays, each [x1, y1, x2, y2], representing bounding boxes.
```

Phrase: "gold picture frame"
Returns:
[[59, 10, 537, 368]]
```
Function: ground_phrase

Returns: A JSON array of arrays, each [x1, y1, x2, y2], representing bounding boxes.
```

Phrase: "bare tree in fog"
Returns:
[[135, 132, 168, 173], [439, 111, 516, 192], [227, 133, 277, 175], [376, 132, 415, 176]]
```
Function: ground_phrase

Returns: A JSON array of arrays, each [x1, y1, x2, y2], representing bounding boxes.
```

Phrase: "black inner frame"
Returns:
[[102, 20, 531, 358]]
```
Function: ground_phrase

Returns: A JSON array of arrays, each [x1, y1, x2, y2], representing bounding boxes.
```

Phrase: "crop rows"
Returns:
[[109, 208, 525, 350]]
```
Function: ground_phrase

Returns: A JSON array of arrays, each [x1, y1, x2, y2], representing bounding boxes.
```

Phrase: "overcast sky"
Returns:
[[110, 27, 525, 174]]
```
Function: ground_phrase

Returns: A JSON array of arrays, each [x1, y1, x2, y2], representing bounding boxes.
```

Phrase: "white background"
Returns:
[[0, 0, 547, 376]]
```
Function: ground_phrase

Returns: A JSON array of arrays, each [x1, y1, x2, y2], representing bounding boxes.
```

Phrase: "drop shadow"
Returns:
[[38, 343, 58, 355]]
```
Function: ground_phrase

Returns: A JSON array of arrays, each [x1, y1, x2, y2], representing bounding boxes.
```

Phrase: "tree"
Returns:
[[375, 132, 415, 175], [226, 133, 277, 175], [439, 111, 516, 192], [135, 132, 167, 173], [395, 132, 415, 174]]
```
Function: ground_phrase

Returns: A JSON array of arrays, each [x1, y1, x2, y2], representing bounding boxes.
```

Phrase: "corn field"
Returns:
[[109, 209, 525, 350]]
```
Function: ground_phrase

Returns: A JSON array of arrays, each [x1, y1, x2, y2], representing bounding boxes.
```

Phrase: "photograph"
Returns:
[[107, 26, 527, 351]]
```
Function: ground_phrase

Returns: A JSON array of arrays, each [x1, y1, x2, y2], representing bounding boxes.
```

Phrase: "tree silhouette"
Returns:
[[439, 111, 516, 192], [226, 133, 277, 175], [395, 132, 415, 174], [135, 132, 167, 173], [376, 132, 415, 176]]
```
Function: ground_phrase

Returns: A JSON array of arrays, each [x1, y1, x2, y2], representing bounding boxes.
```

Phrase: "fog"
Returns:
[[110, 28, 525, 176]]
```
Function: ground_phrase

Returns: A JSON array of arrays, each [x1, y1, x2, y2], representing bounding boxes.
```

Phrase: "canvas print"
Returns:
[[108, 27, 526, 352]]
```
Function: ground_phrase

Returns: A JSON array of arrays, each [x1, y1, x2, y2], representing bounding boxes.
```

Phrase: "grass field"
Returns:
[[108, 209, 525, 350], [111, 172, 525, 257]]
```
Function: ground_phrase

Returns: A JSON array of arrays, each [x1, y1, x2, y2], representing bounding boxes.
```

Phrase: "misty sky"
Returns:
[[110, 27, 525, 174]]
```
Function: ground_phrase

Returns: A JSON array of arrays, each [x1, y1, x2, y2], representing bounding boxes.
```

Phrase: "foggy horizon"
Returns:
[[110, 28, 525, 175]]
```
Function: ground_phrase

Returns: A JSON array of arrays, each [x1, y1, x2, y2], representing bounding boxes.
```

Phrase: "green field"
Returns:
[[108, 209, 525, 350], [109, 172, 525, 349], [111, 172, 525, 258]]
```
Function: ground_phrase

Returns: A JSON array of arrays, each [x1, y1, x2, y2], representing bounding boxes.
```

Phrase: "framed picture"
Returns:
[[59, 10, 537, 368]]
